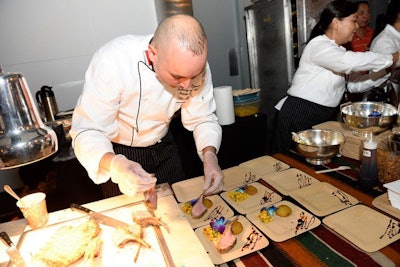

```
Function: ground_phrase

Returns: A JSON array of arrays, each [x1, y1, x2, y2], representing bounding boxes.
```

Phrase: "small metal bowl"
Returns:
[[341, 102, 398, 137], [293, 129, 345, 165]]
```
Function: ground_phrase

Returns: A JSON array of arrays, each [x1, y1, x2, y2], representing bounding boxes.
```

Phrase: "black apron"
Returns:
[[100, 130, 186, 198], [272, 95, 337, 154]]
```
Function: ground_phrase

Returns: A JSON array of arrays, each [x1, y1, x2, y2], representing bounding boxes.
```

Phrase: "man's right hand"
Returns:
[[109, 154, 157, 196]]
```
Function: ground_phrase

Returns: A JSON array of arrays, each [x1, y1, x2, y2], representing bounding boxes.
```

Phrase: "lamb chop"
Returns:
[[191, 194, 208, 219], [144, 185, 158, 210], [216, 220, 237, 254]]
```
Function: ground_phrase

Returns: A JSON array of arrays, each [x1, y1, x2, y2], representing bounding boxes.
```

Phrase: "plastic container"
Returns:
[[233, 94, 260, 117]]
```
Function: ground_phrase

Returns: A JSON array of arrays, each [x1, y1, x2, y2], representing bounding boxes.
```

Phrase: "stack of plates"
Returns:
[[383, 180, 400, 209]]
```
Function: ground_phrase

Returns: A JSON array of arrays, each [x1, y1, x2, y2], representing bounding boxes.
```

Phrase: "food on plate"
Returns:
[[276, 204, 292, 217], [245, 185, 258, 195], [112, 224, 150, 248], [216, 220, 237, 254], [202, 197, 214, 208], [203, 217, 242, 254], [231, 220, 244, 235], [258, 207, 274, 223], [181, 196, 213, 217], [32, 220, 101, 266], [258, 204, 293, 223], [228, 184, 258, 202], [191, 194, 208, 219]]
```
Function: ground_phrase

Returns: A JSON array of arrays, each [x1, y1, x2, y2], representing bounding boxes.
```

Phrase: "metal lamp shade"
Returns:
[[0, 69, 58, 169]]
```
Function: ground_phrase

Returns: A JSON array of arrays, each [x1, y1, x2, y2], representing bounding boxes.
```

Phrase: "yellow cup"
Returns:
[[17, 192, 49, 228]]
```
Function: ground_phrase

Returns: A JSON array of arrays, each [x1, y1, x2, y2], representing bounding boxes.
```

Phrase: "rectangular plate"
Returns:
[[194, 215, 269, 265], [172, 176, 204, 203], [238, 156, 290, 179], [15, 201, 168, 266], [263, 168, 320, 196], [178, 195, 235, 229], [220, 182, 282, 214], [222, 165, 263, 192], [372, 193, 400, 219], [323, 204, 400, 252], [246, 200, 321, 242], [289, 182, 359, 217]]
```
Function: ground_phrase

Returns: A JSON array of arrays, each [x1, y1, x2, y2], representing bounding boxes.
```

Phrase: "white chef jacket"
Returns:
[[70, 34, 222, 184], [275, 35, 393, 110], [370, 25, 400, 54]]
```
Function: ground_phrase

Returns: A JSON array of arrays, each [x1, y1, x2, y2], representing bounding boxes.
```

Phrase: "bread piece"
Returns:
[[32, 220, 101, 267]]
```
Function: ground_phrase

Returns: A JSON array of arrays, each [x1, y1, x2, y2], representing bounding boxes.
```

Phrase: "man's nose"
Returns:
[[179, 79, 192, 89]]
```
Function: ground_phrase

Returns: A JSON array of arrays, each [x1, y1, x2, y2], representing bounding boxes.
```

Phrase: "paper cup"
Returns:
[[17, 192, 48, 228]]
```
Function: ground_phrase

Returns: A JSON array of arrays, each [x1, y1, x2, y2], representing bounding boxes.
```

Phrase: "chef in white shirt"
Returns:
[[70, 14, 224, 198], [369, 0, 400, 105], [272, 0, 399, 154]]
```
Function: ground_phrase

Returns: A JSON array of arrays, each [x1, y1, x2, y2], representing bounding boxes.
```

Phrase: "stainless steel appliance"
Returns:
[[36, 85, 59, 122], [245, 0, 331, 129]]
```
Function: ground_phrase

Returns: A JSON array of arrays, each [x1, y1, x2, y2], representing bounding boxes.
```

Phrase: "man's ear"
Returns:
[[147, 44, 157, 62]]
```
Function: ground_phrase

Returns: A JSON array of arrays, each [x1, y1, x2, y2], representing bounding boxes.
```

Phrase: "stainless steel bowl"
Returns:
[[341, 102, 398, 137], [293, 129, 345, 165]]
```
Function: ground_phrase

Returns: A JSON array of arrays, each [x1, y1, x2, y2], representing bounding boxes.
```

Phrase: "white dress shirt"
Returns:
[[70, 34, 222, 183], [275, 35, 393, 109]]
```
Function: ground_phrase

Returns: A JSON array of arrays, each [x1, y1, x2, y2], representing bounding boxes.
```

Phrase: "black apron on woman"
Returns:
[[272, 95, 338, 154]]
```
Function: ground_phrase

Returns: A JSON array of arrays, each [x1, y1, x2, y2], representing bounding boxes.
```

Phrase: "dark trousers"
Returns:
[[272, 96, 338, 154], [100, 131, 186, 198]]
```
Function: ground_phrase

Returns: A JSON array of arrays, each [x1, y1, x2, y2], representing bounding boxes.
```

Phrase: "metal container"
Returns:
[[0, 68, 58, 169], [293, 129, 345, 165], [341, 101, 398, 137]]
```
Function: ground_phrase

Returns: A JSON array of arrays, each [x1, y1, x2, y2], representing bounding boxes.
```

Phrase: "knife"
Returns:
[[0, 232, 26, 267], [70, 203, 130, 228]]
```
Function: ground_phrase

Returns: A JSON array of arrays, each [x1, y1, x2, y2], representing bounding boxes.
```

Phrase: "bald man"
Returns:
[[71, 14, 223, 198]]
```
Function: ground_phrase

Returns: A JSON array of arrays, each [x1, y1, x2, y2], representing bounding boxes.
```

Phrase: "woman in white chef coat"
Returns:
[[369, 0, 400, 106], [272, 0, 399, 154], [70, 14, 224, 198]]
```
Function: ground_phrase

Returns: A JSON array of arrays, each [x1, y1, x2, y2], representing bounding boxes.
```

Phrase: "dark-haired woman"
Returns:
[[272, 0, 399, 154]]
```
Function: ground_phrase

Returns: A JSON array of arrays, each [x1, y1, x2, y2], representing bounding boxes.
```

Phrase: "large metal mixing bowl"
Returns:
[[293, 129, 345, 165], [341, 102, 398, 137]]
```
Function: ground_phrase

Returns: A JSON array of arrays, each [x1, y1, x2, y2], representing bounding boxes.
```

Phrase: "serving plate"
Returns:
[[15, 201, 167, 267], [372, 193, 400, 219], [289, 182, 359, 217], [323, 204, 400, 252], [178, 195, 235, 229], [172, 176, 205, 203], [194, 215, 269, 265], [263, 168, 320, 195], [238, 156, 290, 179], [220, 182, 282, 214], [246, 200, 321, 242], [222, 165, 262, 191]]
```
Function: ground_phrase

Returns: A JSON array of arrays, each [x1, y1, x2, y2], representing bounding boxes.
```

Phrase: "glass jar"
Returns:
[[377, 133, 400, 184]]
